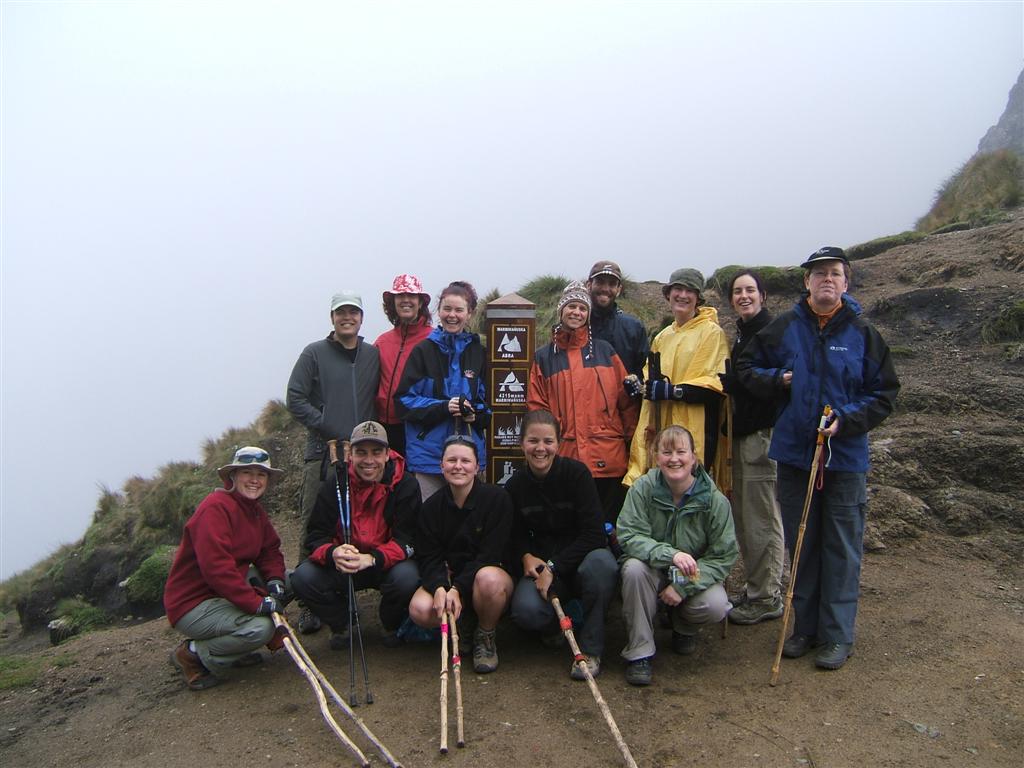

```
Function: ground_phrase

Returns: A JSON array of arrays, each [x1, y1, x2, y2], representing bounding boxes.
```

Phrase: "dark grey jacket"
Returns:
[[589, 302, 649, 379], [286, 334, 380, 461]]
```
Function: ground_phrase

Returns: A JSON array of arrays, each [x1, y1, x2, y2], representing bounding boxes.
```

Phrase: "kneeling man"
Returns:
[[291, 421, 421, 648]]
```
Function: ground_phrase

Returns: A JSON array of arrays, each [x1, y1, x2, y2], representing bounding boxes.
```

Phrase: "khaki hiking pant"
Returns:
[[620, 559, 731, 661], [174, 598, 275, 677], [732, 429, 784, 603]]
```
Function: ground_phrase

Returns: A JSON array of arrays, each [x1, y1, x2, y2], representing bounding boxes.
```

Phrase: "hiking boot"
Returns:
[[671, 631, 698, 656], [266, 625, 287, 652], [570, 654, 601, 680], [381, 629, 403, 648], [297, 606, 322, 634], [540, 629, 566, 649], [624, 657, 653, 686], [472, 628, 499, 674], [815, 642, 854, 670], [728, 596, 784, 625], [457, 620, 473, 656], [328, 627, 350, 651], [231, 651, 263, 668], [782, 634, 820, 659], [171, 641, 219, 691], [728, 590, 749, 607]]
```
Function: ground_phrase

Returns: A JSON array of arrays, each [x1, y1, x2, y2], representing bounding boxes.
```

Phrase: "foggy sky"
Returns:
[[2, 1, 1022, 578]]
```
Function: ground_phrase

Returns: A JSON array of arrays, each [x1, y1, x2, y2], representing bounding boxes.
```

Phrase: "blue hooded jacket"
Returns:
[[735, 295, 899, 473], [396, 326, 490, 474]]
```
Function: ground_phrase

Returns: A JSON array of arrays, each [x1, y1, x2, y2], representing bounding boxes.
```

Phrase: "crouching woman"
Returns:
[[163, 446, 288, 690], [408, 434, 514, 674], [617, 426, 738, 686]]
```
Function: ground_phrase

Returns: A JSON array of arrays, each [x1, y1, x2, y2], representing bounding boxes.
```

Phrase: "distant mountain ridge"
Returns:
[[977, 67, 1024, 158]]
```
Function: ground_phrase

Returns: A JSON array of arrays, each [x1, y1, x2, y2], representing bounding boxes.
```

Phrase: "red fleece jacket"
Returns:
[[163, 488, 285, 626], [374, 319, 433, 425], [307, 451, 415, 570]]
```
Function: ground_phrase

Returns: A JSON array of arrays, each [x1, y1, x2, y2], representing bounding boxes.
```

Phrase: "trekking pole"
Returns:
[[328, 440, 373, 706], [550, 595, 638, 768], [439, 612, 450, 754], [329, 440, 358, 705], [769, 405, 832, 686], [270, 612, 370, 768], [644, 351, 666, 459], [272, 612, 404, 768], [343, 441, 374, 706], [447, 609, 465, 748]]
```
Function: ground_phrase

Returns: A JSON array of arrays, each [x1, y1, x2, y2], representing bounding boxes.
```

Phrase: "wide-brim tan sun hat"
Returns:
[[216, 446, 284, 485]]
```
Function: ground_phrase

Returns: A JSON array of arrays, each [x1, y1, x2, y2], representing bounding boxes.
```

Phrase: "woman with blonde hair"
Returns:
[[617, 426, 737, 686]]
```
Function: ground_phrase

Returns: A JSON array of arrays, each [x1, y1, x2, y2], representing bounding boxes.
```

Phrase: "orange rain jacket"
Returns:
[[527, 325, 639, 479]]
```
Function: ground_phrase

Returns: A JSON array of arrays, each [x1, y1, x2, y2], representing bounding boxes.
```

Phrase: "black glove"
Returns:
[[644, 380, 682, 401], [718, 370, 737, 395], [267, 579, 288, 605], [646, 380, 723, 405], [256, 596, 281, 616], [623, 374, 643, 398]]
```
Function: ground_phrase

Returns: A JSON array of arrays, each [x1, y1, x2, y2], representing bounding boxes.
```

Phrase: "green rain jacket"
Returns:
[[616, 465, 738, 598]]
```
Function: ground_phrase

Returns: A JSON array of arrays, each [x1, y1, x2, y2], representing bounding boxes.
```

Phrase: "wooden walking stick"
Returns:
[[271, 612, 370, 768], [769, 405, 832, 686], [448, 609, 465, 748], [550, 596, 639, 768], [439, 612, 450, 754], [273, 612, 404, 768]]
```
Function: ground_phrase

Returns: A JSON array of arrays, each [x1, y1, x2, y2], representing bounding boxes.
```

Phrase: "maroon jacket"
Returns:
[[374, 319, 433, 425], [163, 488, 285, 626]]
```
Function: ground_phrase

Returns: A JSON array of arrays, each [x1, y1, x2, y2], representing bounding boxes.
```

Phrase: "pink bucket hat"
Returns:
[[382, 274, 430, 305]]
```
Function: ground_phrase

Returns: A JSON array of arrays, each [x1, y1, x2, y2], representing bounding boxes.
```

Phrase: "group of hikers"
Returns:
[[163, 250, 900, 695]]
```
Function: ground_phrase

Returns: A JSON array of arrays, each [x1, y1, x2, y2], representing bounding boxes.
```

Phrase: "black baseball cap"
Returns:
[[800, 246, 849, 269]]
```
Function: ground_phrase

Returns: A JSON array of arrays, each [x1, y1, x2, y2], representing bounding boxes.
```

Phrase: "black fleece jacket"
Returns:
[[724, 308, 779, 438], [416, 481, 512, 597], [504, 455, 606, 581]]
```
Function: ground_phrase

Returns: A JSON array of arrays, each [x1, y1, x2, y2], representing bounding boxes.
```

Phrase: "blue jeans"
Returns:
[[777, 464, 866, 644]]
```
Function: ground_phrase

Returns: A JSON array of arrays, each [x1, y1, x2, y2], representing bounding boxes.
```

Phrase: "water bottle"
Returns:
[[604, 523, 623, 558]]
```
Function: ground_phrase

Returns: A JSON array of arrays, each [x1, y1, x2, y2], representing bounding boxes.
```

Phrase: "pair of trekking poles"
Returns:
[[326, 438, 374, 707], [434, 590, 638, 767]]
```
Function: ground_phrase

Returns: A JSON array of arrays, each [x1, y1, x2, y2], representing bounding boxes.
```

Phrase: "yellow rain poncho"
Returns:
[[624, 306, 730, 491]]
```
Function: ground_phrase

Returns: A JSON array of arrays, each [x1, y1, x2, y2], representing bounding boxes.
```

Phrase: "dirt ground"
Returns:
[[1, 532, 1021, 768]]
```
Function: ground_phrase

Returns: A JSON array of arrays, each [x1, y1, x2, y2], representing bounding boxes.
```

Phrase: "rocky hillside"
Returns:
[[978, 67, 1024, 158]]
